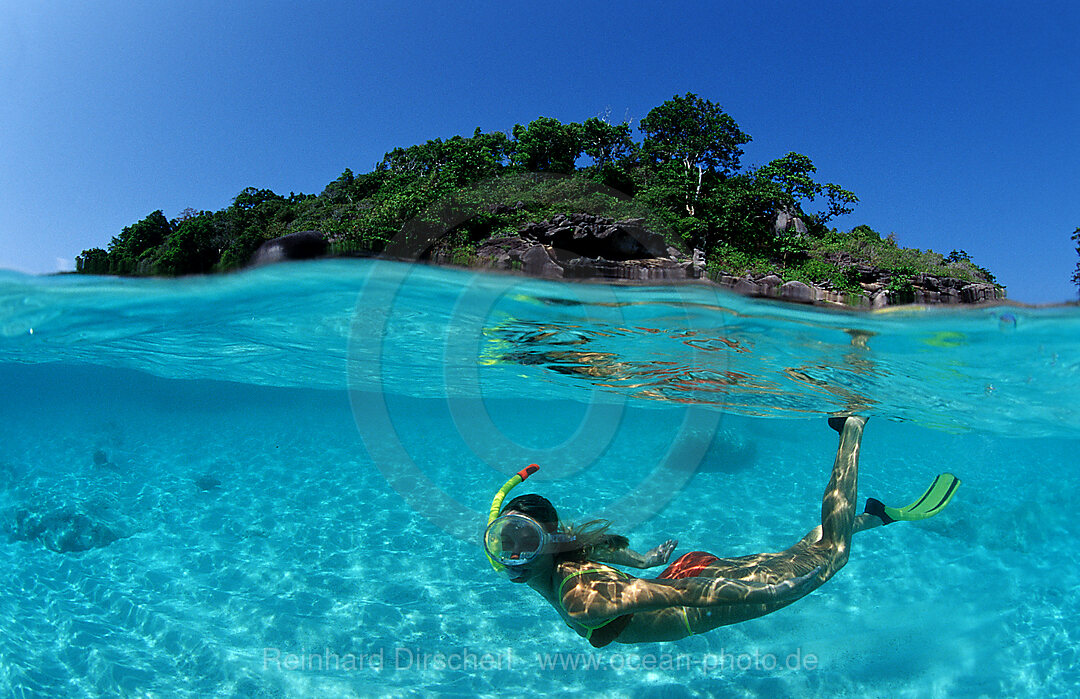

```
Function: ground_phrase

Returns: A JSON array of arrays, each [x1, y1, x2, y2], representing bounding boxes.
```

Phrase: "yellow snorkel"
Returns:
[[485, 463, 540, 571]]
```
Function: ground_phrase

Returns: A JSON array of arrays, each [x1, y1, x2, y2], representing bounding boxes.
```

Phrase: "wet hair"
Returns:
[[502, 494, 558, 533], [502, 494, 629, 561]]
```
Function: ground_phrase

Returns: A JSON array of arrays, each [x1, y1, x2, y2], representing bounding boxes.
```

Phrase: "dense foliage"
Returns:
[[1072, 227, 1080, 296], [76, 93, 998, 291]]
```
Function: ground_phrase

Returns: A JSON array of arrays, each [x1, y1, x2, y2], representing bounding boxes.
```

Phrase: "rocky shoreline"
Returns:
[[710, 270, 1003, 308], [253, 214, 1005, 308], [452, 213, 1004, 308], [759, 248, 1004, 307], [463, 213, 704, 282]]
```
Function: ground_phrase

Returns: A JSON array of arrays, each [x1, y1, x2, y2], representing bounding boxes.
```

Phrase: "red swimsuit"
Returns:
[[656, 550, 720, 580]]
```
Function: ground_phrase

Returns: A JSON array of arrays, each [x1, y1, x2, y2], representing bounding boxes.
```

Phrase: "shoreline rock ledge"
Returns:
[[712, 272, 1004, 308], [251, 216, 1005, 308], [464, 213, 706, 282], [458, 213, 1004, 307]]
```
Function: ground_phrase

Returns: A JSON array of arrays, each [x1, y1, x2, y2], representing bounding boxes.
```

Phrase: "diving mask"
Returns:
[[484, 464, 576, 574], [483, 512, 576, 568]]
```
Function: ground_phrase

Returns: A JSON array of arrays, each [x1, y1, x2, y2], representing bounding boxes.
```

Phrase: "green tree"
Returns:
[[107, 210, 173, 274], [431, 130, 512, 184], [217, 188, 294, 269], [755, 152, 819, 203], [639, 93, 752, 216], [153, 211, 224, 275], [820, 183, 859, 222], [232, 187, 285, 212], [378, 129, 510, 190], [580, 117, 635, 168], [579, 116, 638, 191], [296, 168, 393, 250], [754, 153, 858, 224], [640, 93, 751, 175], [687, 154, 860, 261], [75, 247, 110, 274], [322, 168, 357, 198], [704, 172, 776, 251], [510, 117, 583, 173], [944, 249, 996, 284], [636, 162, 716, 239]]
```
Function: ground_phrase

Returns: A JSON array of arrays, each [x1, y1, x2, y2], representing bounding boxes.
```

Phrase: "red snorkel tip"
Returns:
[[517, 464, 540, 480]]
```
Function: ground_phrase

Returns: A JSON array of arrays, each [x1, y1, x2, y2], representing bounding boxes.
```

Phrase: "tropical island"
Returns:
[[75, 93, 1004, 307]]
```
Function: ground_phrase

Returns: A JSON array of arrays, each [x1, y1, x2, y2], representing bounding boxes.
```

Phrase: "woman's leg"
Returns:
[[791, 510, 882, 550], [814, 415, 867, 579], [672, 417, 872, 637], [707, 416, 873, 584]]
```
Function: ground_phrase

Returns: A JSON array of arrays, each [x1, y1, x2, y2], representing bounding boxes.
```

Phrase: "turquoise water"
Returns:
[[1, 259, 1078, 698]]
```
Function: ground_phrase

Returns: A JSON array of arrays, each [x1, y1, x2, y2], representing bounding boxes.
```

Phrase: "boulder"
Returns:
[[780, 280, 814, 303], [473, 237, 564, 278], [474, 236, 531, 268], [733, 278, 760, 296], [758, 275, 783, 297], [692, 248, 706, 269], [961, 283, 1000, 303], [249, 231, 328, 266], [774, 209, 808, 235], [524, 215, 668, 260], [521, 245, 564, 278]]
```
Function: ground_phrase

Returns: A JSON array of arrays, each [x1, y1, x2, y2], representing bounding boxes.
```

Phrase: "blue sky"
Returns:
[[1, 1, 1076, 303]]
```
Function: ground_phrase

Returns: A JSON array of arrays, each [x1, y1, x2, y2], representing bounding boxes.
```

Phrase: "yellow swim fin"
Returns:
[[865, 473, 961, 525]]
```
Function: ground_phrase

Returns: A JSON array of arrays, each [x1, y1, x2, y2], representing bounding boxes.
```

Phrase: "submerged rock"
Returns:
[[91, 449, 120, 469], [194, 474, 222, 492], [3, 472, 139, 554], [8, 503, 131, 553]]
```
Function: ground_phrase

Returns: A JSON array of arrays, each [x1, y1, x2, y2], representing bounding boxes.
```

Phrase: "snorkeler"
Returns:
[[482, 416, 960, 647]]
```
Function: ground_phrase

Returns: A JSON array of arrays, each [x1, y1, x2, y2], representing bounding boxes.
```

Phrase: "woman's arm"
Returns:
[[559, 566, 823, 624], [592, 539, 678, 569]]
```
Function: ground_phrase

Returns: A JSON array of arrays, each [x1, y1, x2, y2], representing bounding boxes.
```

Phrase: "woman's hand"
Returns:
[[644, 539, 678, 567], [590, 538, 679, 569]]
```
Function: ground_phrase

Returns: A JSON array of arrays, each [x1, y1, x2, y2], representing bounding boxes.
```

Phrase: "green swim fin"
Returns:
[[864, 473, 961, 525]]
